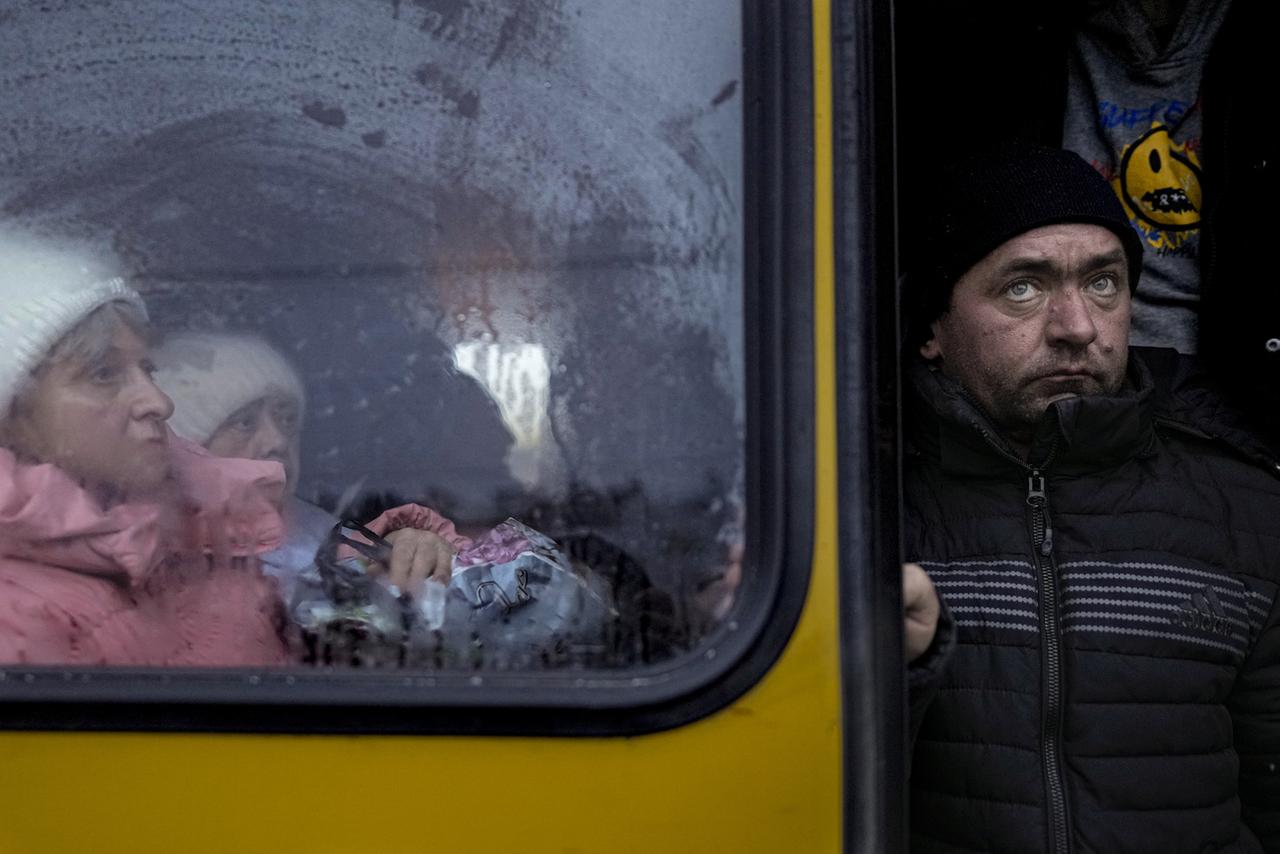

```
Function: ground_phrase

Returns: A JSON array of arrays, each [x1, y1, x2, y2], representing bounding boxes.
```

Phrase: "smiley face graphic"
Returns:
[[1118, 125, 1203, 231]]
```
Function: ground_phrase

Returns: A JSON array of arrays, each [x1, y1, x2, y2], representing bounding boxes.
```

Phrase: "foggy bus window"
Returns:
[[0, 0, 745, 674]]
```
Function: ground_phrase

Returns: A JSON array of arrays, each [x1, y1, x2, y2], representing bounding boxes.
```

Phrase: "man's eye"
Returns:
[[1087, 274, 1119, 296], [1003, 280, 1039, 302]]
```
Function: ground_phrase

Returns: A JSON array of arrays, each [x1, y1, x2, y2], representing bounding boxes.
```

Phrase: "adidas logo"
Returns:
[[1170, 585, 1232, 637]]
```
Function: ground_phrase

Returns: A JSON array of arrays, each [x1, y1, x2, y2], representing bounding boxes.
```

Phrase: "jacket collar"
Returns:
[[906, 352, 1159, 477], [0, 433, 285, 587]]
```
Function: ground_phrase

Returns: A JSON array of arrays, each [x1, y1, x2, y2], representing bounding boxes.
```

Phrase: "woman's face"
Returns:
[[6, 318, 174, 497], [205, 392, 301, 494]]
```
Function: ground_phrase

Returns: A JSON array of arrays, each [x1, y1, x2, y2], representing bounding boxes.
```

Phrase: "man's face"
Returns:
[[205, 392, 302, 494], [921, 223, 1132, 442]]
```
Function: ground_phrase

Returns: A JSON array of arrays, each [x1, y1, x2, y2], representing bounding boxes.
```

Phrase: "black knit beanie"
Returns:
[[906, 143, 1144, 345]]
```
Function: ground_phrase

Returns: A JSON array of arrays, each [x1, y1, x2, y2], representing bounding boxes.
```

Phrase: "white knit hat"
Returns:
[[151, 331, 306, 445], [0, 227, 147, 418]]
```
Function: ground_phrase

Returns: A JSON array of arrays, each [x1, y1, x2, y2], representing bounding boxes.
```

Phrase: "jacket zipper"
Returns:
[[1026, 468, 1070, 854], [972, 424, 1071, 854]]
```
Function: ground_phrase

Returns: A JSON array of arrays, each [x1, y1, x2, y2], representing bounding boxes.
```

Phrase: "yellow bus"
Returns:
[[0, 1, 902, 851]]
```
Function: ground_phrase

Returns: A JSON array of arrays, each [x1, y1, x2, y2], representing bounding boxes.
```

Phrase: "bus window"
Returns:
[[0, 0, 807, 731]]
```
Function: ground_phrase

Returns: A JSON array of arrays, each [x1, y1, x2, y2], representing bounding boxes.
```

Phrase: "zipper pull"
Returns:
[[1026, 471, 1054, 555], [1026, 472, 1046, 505]]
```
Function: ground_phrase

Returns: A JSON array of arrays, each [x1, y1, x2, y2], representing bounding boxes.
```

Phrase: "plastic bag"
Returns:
[[292, 518, 617, 668]]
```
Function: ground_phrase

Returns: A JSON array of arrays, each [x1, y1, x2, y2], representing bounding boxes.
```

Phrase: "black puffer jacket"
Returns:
[[905, 349, 1280, 853]]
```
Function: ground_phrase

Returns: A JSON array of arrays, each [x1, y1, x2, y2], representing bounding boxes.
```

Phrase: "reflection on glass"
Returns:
[[0, 0, 744, 675], [452, 340, 553, 490]]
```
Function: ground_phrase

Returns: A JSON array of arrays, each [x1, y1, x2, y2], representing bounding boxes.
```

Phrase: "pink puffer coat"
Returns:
[[0, 434, 291, 666]]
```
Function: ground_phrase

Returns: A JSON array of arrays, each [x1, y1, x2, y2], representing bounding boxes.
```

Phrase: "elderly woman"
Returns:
[[150, 331, 338, 602], [151, 331, 466, 605], [0, 228, 291, 665]]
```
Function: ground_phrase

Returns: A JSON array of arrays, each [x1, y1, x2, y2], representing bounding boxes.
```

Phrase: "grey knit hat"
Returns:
[[0, 227, 147, 417], [151, 330, 305, 445]]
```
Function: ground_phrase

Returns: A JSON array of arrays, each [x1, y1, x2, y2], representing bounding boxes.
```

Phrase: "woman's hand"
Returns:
[[368, 528, 457, 595]]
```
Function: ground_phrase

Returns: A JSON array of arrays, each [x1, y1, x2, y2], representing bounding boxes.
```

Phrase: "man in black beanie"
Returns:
[[910, 143, 1145, 454], [904, 143, 1280, 853]]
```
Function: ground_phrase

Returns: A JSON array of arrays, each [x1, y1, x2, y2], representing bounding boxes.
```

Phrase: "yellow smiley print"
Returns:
[[1117, 125, 1203, 231]]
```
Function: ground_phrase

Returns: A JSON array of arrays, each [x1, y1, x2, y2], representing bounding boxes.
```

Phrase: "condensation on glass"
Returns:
[[0, 0, 744, 674]]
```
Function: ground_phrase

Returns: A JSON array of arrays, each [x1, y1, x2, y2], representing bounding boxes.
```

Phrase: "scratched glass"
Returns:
[[0, 0, 743, 674]]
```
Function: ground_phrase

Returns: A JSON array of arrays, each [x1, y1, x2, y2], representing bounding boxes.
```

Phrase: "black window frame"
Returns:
[[0, 0, 815, 736], [833, 0, 907, 848]]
